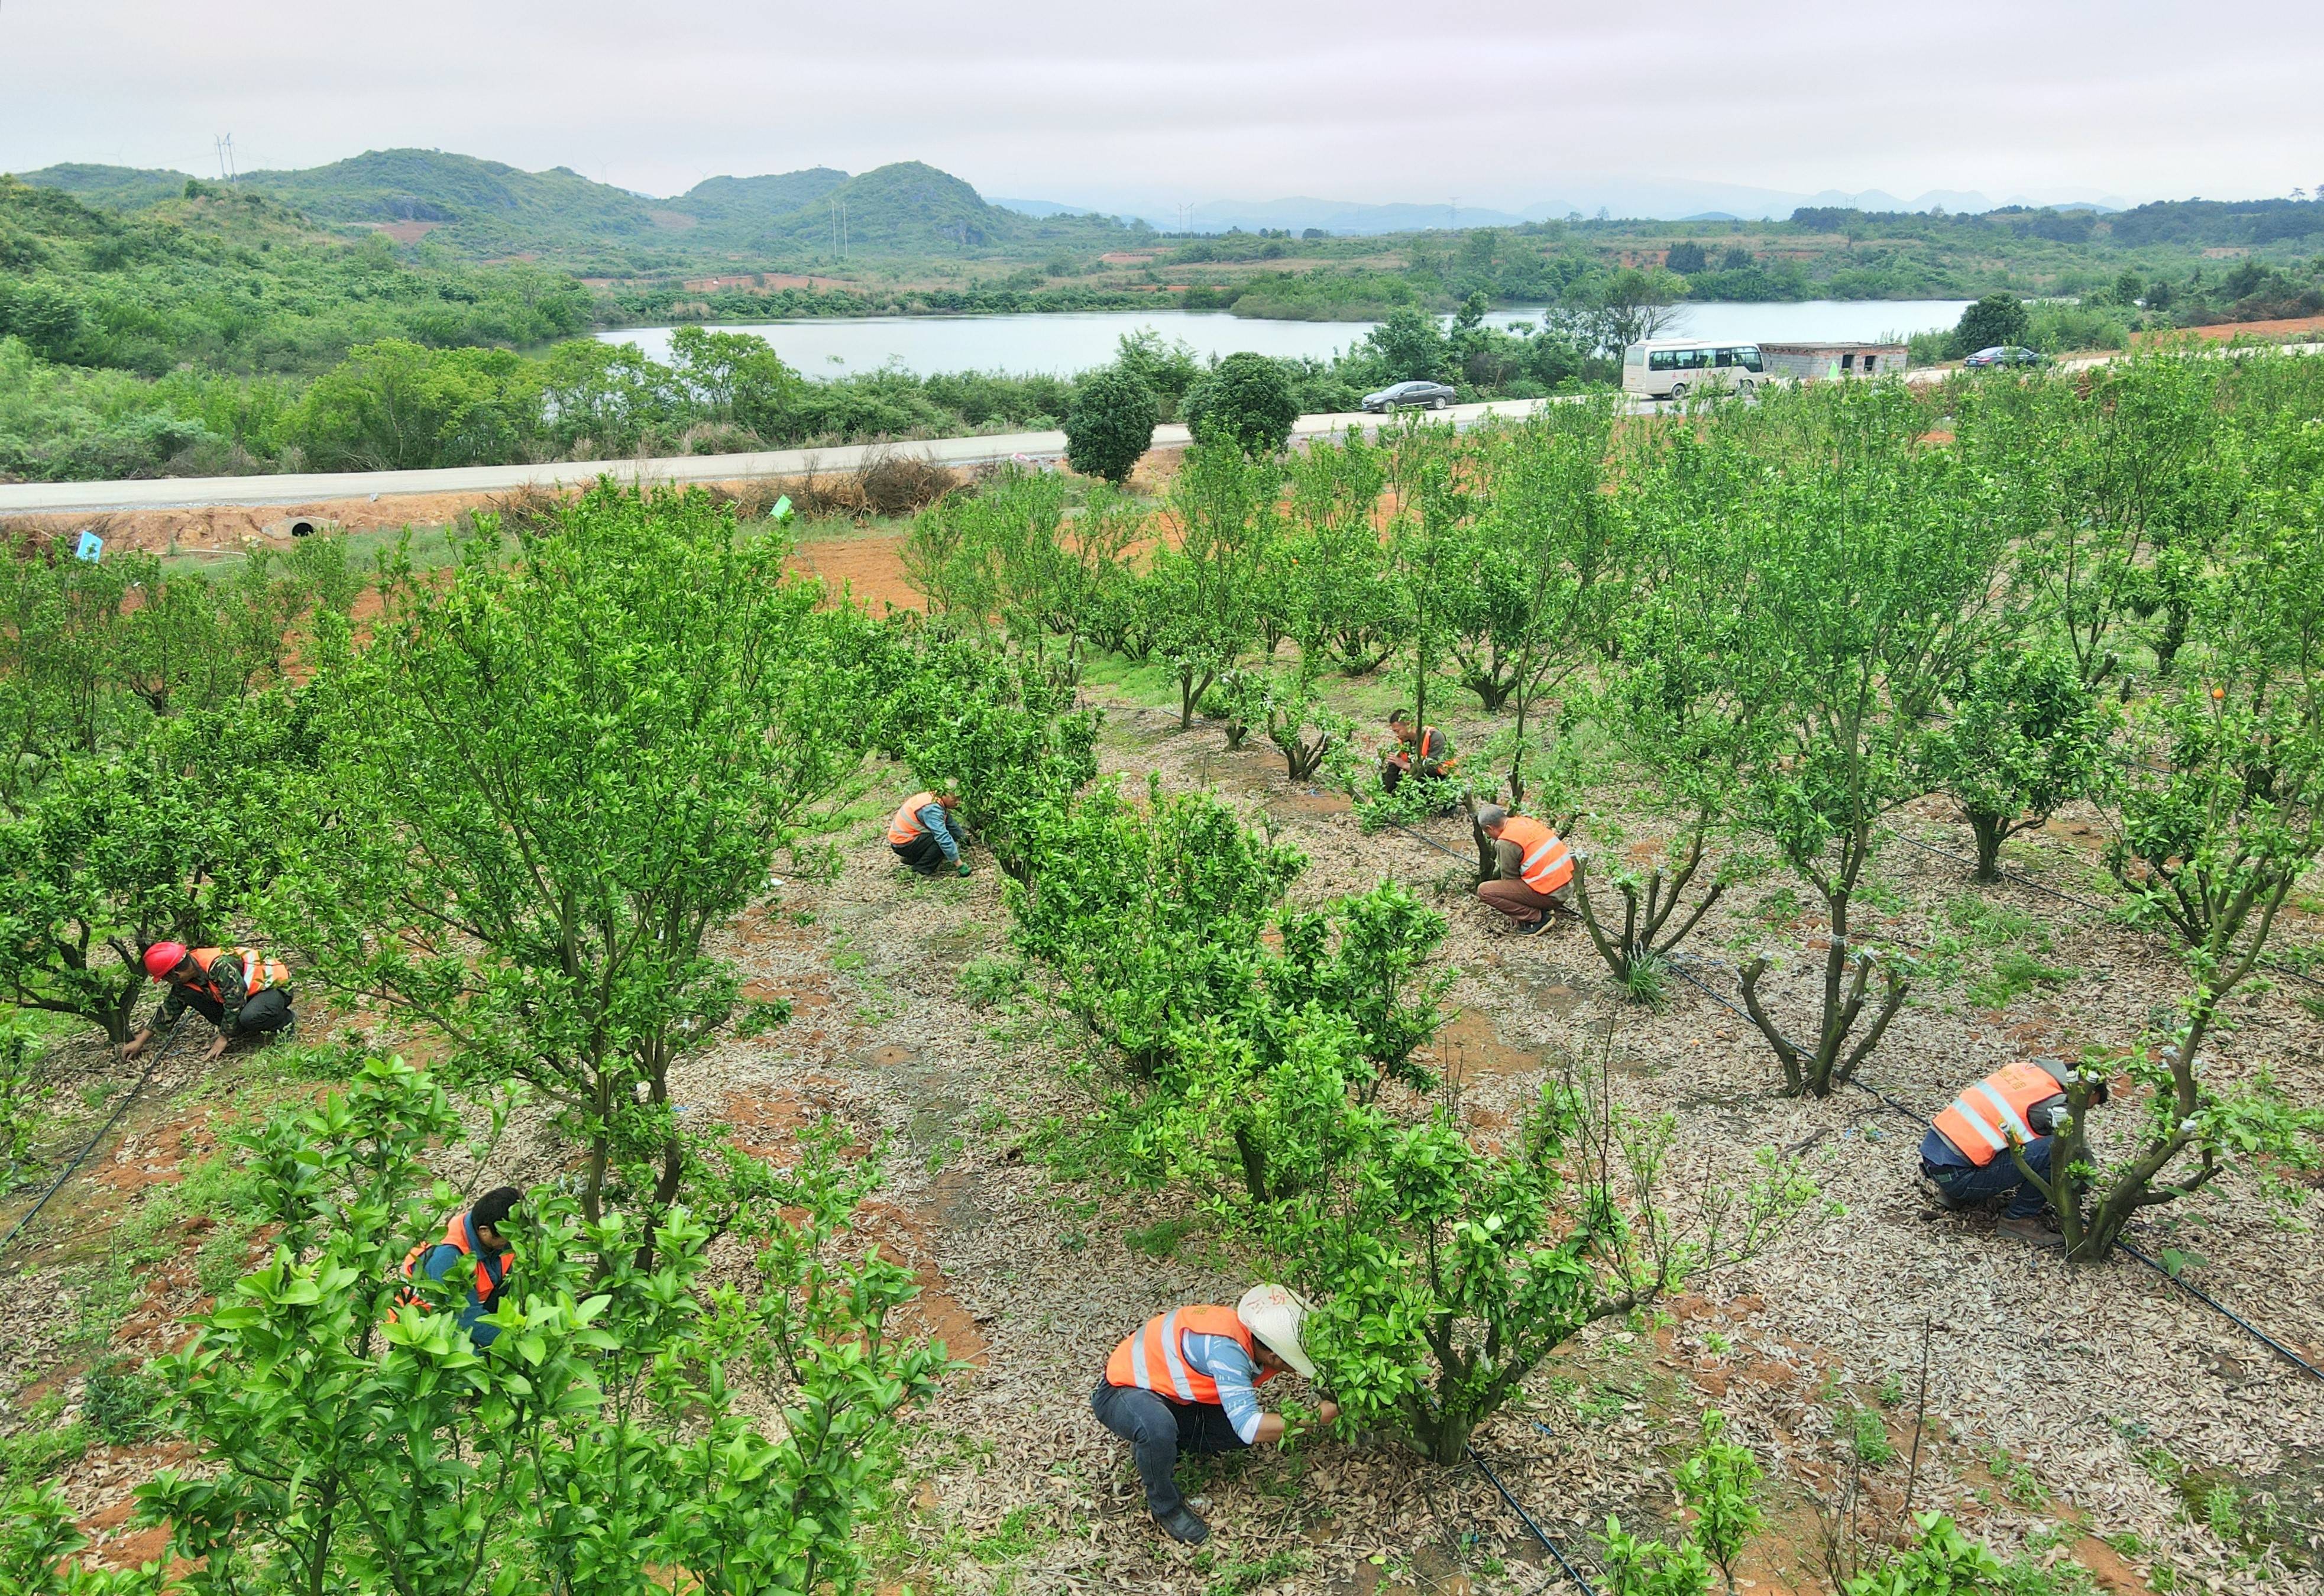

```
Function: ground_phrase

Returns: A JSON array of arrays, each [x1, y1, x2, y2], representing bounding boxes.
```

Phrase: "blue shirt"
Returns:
[[420, 1218, 512, 1346], [914, 802, 961, 865], [1182, 1332, 1264, 1443]]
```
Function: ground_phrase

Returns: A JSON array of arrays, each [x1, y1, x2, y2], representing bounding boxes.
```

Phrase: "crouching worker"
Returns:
[[1921, 1058, 2108, 1248], [399, 1186, 521, 1346], [887, 789, 970, 878], [122, 943, 294, 1064], [1092, 1284, 1337, 1545], [1472, 804, 1574, 937], [1380, 709, 1454, 794]]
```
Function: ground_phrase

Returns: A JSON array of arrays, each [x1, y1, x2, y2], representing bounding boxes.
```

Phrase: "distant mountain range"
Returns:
[[11, 148, 2143, 267], [997, 183, 2132, 233], [11, 150, 1141, 268]]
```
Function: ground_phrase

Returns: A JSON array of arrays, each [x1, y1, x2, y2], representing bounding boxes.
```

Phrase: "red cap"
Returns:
[[144, 942, 189, 979]]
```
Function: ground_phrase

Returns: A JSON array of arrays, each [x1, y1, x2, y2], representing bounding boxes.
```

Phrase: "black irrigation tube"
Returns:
[[1409, 825, 2324, 1381], [1388, 820, 1475, 866], [1661, 950, 2324, 1384], [1468, 1444, 1600, 1596], [0, 1019, 182, 1265]]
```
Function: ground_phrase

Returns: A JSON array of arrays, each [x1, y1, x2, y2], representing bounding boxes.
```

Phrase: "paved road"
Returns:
[[5, 342, 2314, 518], [0, 399, 1558, 517]]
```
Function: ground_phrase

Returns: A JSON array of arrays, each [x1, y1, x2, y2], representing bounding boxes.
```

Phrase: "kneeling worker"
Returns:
[[887, 789, 969, 878], [399, 1186, 522, 1346], [1921, 1058, 2109, 1248], [122, 943, 294, 1063], [1380, 709, 1455, 793], [1092, 1284, 1336, 1545], [1473, 804, 1574, 936]]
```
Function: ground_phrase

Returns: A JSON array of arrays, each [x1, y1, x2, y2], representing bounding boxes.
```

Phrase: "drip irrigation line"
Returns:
[[0, 1019, 183, 1264], [2116, 1240, 2324, 1383], [1415, 820, 2324, 1379], [1468, 1444, 1599, 1596], [1659, 953, 2324, 1385], [1388, 820, 1474, 865]]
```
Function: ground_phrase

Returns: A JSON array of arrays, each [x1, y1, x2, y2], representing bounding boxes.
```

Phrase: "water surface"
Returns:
[[600, 301, 1972, 378]]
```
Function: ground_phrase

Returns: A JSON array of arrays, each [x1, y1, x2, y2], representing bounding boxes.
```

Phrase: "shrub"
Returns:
[[1063, 365, 1158, 484], [1925, 648, 2116, 882], [1951, 294, 2030, 355], [134, 1056, 949, 1593], [1183, 351, 1298, 458], [266, 483, 876, 1235]]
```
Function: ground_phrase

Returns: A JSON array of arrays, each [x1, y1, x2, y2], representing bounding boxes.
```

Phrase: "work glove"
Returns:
[[957, 862, 972, 878]]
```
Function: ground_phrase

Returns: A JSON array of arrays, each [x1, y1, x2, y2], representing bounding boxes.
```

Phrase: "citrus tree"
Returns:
[[137, 1056, 949, 1595], [266, 484, 873, 1236], [2031, 410, 2324, 1260]]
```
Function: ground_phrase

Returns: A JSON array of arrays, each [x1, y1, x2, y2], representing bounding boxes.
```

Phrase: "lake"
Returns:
[[600, 300, 1972, 380]]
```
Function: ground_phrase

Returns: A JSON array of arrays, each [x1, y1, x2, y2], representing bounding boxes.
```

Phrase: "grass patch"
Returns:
[[1967, 948, 2079, 1010], [1123, 1215, 1203, 1260]]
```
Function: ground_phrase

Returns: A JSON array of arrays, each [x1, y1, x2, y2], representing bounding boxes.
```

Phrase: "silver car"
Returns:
[[1361, 380, 1456, 413]]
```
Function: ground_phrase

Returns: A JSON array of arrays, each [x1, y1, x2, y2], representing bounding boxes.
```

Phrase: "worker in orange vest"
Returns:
[[1472, 804, 1575, 937], [399, 1186, 522, 1346], [122, 942, 296, 1063], [1380, 710, 1456, 794], [1921, 1059, 2109, 1247], [887, 789, 970, 878], [1091, 1284, 1337, 1545]]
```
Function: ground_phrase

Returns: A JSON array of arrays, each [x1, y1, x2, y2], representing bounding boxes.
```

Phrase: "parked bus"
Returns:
[[1621, 339, 1768, 401]]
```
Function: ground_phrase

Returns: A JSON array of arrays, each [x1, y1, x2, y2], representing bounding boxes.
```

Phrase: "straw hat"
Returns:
[[1236, 1283, 1316, 1379]]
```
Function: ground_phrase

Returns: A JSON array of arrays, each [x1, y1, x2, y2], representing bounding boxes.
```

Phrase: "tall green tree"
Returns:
[[267, 484, 871, 1234], [1062, 364, 1158, 484], [1183, 351, 1298, 458]]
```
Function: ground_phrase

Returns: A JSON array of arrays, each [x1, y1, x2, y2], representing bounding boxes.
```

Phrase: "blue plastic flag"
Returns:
[[74, 531, 103, 562]]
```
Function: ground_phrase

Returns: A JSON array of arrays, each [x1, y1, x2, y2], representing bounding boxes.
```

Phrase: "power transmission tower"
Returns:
[[1450, 195, 1459, 229]]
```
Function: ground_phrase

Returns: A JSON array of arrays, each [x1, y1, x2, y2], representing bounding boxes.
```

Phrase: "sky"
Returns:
[[2, 0, 2316, 215]]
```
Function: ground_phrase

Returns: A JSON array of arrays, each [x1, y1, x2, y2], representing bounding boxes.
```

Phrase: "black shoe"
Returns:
[[1155, 1505, 1210, 1545], [1522, 914, 1556, 937]]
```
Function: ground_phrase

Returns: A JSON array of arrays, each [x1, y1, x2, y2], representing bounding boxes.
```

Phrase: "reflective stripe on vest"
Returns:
[[1499, 818, 1574, 895], [398, 1212, 515, 1310], [1103, 1305, 1276, 1404], [888, 792, 938, 846], [188, 946, 290, 1001], [1931, 1062, 2061, 1168]]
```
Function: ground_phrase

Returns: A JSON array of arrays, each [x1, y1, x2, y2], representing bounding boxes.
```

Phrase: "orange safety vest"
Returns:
[[1105, 1306, 1279, 1406], [887, 792, 939, 846], [1390, 727, 1455, 769], [1931, 1062, 2063, 1168], [1498, 816, 1574, 895], [397, 1212, 515, 1312], [185, 946, 291, 1003]]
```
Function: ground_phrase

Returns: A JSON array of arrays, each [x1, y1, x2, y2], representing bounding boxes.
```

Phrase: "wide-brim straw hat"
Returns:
[[1236, 1283, 1316, 1380]]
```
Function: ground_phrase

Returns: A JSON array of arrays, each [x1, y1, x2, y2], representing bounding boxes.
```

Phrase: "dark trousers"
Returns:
[[1924, 1135, 2054, 1219], [1090, 1380, 1248, 1518], [176, 986, 294, 1036], [891, 834, 946, 874]]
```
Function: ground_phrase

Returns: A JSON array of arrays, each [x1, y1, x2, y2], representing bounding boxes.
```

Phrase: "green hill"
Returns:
[[13, 163, 193, 212], [237, 148, 668, 254], [672, 169, 849, 225], [11, 150, 1147, 271]]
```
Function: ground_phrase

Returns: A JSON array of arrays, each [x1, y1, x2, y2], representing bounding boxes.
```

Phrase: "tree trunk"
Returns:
[[1968, 811, 2008, 883]]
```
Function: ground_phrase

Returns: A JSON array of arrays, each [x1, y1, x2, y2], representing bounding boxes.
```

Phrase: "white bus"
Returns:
[[1621, 339, 1769, 401]]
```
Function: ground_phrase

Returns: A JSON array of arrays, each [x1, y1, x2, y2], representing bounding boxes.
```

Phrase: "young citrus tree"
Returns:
[[1925, 646, 2116, 882], [266, 484, 873, 1234], [1661, 386, 2013, 1096], [2028, 414, 2324, 1261], [1148, 443, 1278, 727], [138, 1056, 948, 1595]]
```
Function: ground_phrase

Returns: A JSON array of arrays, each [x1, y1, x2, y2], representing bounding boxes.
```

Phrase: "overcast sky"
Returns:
[[2, 0, 2315, 212]]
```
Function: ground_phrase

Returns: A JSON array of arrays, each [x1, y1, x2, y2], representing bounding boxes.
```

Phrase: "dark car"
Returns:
[[1963, 345, 2047, 369], [1361, 380, 1458, 413]]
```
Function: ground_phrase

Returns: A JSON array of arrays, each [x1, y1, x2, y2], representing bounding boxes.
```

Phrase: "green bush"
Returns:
[[1062, 364, 1158, 484], [1183, 351, 1299, 458]]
